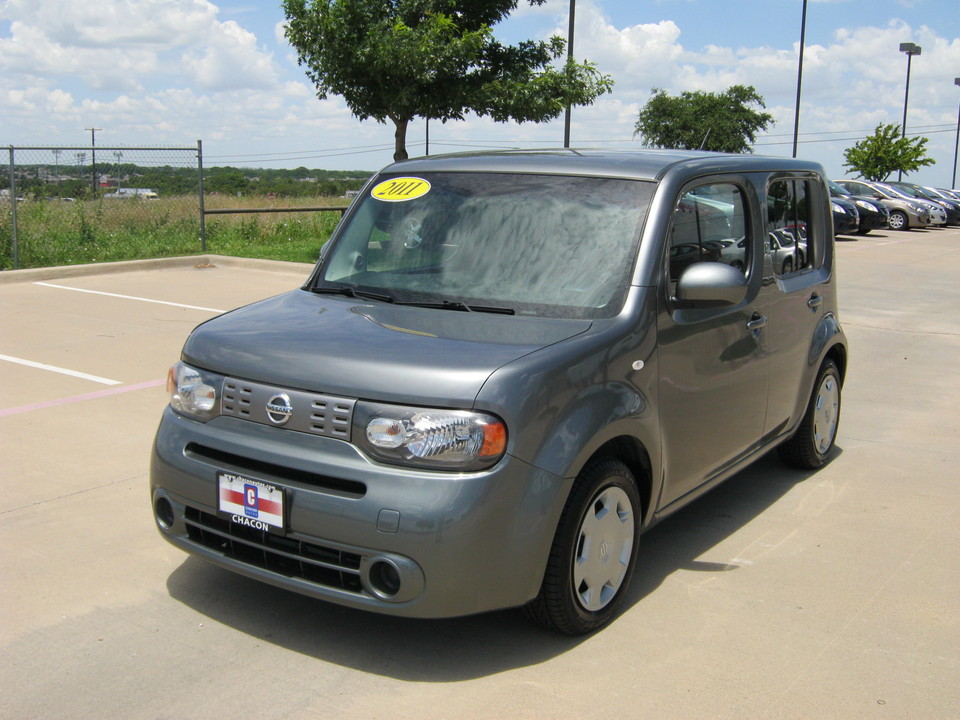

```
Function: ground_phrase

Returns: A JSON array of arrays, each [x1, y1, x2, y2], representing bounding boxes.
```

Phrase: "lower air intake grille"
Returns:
[[184, 506, 364, 594]]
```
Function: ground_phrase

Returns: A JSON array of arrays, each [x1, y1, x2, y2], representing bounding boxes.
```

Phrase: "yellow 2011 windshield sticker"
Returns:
[[371, 177, 431, 202]]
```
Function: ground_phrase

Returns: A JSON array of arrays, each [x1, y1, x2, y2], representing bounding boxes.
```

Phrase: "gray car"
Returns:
[[153, 150, 848, 634], [836, 179, 933, 230]]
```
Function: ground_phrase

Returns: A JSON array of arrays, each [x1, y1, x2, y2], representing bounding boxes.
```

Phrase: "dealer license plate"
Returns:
[[217, 471, 285, 532]]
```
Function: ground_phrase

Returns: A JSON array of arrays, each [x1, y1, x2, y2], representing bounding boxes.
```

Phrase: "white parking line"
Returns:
[[34, 282, 226, 313], [0, 354, 121, 385]]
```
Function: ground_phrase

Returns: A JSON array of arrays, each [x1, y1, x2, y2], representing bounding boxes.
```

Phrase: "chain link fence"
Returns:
[[2, 144, 202, 270]]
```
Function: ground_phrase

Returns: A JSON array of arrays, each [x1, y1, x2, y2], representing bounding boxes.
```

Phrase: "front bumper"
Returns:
[[151, 408, 570, 618]]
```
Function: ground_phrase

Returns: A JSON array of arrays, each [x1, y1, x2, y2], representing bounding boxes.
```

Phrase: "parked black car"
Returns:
[[830, 195, 860, 236], [828, 181, 888, 235]]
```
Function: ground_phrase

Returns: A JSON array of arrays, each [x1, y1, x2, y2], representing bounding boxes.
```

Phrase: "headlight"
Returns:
[[355, 402, 507, 470], [831, 202, 844, 214], [166, 361, 220, 421], [855, 200, 874, 211]]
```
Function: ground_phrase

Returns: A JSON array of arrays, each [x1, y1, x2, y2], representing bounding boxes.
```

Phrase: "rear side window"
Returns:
[[767, 179, 816, 276], [668, 183, 749, 286]]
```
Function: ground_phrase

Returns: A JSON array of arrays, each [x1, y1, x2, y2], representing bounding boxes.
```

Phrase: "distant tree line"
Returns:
[[3, 164, 373, 200]]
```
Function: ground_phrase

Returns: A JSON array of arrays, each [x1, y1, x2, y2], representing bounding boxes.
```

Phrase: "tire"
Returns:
[[778, 359, 842, 470], [524, 458, 641, 635], [888, 210, 908, 231], [857, 227, 871, 235], [782, 257, 793, 274]]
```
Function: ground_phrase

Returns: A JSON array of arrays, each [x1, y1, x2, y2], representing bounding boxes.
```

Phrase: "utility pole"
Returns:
[[52, 148, 62, 189], [114, 151, 123, 191], [85, 127, 101, 195]]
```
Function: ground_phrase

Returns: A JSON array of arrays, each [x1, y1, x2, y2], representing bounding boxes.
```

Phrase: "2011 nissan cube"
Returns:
[[152, 149, 847, 634]]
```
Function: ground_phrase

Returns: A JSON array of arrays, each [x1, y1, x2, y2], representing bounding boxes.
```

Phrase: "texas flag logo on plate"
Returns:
[[218, 472, 284, 531]]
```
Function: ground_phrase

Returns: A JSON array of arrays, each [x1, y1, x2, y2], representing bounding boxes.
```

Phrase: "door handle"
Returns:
[[746, 314, 767, 331], [807, 294, 823, 310]]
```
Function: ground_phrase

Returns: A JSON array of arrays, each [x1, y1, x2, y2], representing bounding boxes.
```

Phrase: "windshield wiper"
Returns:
[[397, 299, 515, 315], [311, 285, 395, 303]]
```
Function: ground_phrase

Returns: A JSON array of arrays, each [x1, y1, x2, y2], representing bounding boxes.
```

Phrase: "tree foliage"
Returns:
[[282, 0, 613, 161], [842, 123, 935, 182], [634, 85, 774, 154]]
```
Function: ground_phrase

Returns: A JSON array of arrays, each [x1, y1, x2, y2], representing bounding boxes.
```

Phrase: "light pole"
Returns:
[[563, 0, 575, 148], [953, 78, 960, 189], [898, 42, 921, 181], [792, 0, 808, 158]]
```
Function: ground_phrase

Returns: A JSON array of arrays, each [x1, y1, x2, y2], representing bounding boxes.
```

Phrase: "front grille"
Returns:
[[184, 506, 364, 594], [222, 378, 355, 440]]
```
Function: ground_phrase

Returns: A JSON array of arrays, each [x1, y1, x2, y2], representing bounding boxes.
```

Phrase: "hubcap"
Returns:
[[813, 374, 840, 454], [573, 486, 634, 612]]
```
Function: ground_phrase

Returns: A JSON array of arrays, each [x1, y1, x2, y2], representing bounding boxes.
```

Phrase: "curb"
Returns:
[[0, 255, 315, 284]]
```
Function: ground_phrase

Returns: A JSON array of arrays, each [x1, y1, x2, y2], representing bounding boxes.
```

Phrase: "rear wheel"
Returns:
[[888, 210, 908, 231], [778, 359, 842, 469], [524, 458, 640, 635]]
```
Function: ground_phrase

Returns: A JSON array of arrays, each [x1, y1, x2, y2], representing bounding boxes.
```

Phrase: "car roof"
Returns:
[[383, 148, 825, 182]]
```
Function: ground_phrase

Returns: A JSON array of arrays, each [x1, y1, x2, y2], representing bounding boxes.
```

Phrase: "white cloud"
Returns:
[[0, 0, 279, 92], [181, 20, 278, 90]]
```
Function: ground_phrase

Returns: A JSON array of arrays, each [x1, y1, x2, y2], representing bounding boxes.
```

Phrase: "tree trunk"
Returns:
[[392, 117, 409, 162]]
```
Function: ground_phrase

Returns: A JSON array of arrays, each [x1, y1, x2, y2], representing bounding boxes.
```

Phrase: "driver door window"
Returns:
[[669, 184, 748, 289]]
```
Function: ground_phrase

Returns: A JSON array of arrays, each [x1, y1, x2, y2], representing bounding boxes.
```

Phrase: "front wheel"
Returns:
[[778, 359, 842, 469], [888, 210, 908, 231], [524, 458, 641, 635]]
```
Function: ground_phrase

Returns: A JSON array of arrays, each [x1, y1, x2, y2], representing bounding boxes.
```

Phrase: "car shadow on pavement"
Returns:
[[166, 448, 835, 681]]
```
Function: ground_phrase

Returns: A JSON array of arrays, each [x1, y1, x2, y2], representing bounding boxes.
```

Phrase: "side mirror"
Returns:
[[675, 262, 748, 308]]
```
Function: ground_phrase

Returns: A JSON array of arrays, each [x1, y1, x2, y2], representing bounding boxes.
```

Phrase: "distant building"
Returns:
[[103, 188, 159, 199]]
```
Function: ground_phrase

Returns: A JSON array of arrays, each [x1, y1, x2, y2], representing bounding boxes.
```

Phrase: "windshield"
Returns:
[[315, 172, 653, 319], [875, 183, 911, 200], [828, 180, 852, 196]]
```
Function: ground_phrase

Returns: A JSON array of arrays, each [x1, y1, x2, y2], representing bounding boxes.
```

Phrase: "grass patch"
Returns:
[[0, 195, 346, 270]]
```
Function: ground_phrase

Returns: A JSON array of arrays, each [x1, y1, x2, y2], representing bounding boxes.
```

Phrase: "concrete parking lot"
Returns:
[[1, 230, 958, 719]]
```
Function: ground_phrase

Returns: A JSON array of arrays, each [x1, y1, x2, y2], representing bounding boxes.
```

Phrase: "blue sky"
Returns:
[[2, 0, 959, 187]]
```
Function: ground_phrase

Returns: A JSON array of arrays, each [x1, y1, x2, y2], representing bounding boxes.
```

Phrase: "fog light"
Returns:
[[155, 496, 175, 529], [369, 560, 402, 598]]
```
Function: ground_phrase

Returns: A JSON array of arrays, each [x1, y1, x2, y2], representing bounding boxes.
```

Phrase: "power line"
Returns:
[[755, 127, 956, 147], [196, 124, 956, 165], [206, 142, 395, 160]]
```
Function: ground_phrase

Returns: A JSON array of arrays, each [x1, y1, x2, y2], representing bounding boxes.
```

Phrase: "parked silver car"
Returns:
[[836, 179, 932, 230], [874, 183, 947, 226], [153, 150, 848, 634], [891, 183, 960, 225]]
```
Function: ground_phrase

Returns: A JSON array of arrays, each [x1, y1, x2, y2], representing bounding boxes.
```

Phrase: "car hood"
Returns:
[[183, 289, 592, 406]]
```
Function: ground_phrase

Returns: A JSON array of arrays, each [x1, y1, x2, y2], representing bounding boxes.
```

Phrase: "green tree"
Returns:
[[842, 123, 935, 181], [282, 0, 612, 161], [634, 85, 774, 154], [206, 168, 250, 195]]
